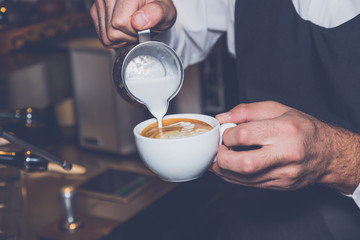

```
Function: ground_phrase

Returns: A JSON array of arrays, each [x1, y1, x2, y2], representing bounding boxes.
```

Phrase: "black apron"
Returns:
[[217, 1, 360, 239], [235, 0, 360, 132]]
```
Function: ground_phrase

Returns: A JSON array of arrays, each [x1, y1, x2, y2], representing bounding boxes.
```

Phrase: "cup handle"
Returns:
[[213, 123, 237, 163], [219, 123, 237, 145]]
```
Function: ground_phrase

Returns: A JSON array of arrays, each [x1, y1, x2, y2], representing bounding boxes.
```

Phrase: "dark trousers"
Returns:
[[216, 183, 360, 240]]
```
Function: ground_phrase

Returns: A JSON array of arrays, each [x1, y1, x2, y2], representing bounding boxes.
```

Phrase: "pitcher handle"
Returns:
[[138, 29, 151, 43]]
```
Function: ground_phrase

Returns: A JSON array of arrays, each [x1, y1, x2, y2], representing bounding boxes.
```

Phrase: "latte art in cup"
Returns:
[[141, 118, 213, 139], [134, 113, 236, 182]]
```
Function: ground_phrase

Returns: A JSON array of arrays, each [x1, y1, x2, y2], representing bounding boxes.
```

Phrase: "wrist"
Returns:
[[317, 124, 360, 194]]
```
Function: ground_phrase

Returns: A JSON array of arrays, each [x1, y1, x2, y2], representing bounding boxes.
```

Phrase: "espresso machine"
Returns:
[[68, 38, 145, 155]]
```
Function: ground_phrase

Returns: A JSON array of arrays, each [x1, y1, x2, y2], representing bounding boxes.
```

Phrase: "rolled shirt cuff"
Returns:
[[343, 183, 360, 208]]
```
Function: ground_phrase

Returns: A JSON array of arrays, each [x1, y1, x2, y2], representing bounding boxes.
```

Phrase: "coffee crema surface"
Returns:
[[141, 118, 213, 139]]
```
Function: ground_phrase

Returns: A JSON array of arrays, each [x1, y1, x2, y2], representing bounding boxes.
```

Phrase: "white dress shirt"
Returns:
[[161, 0, 360, 67], [158, 0, 360, 208]]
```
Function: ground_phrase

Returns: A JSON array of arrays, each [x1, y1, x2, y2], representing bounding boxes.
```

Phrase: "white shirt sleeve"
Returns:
[[353, 185, 360, 208], [156, 0, 236, 68], [344, 184, 360, 208]]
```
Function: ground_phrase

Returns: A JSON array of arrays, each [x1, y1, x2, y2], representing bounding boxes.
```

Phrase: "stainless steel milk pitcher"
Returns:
[[113, 29, 184, 106]]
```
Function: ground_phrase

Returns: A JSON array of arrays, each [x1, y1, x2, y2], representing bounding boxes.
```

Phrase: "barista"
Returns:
[[90, 0, 360, 239]]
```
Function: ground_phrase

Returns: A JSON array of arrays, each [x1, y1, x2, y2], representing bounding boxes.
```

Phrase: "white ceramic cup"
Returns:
[[133, 113, 236, 182]]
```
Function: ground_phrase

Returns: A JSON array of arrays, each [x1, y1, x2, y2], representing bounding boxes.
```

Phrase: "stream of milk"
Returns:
[[124, 55, 181, 128]]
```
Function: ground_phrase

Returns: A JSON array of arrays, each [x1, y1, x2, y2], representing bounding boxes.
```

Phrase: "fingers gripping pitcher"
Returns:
[[113, 29, 184, 128]]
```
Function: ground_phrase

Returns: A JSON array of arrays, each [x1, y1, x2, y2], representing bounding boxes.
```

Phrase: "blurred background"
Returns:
[[0, 1, 238, 239]]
